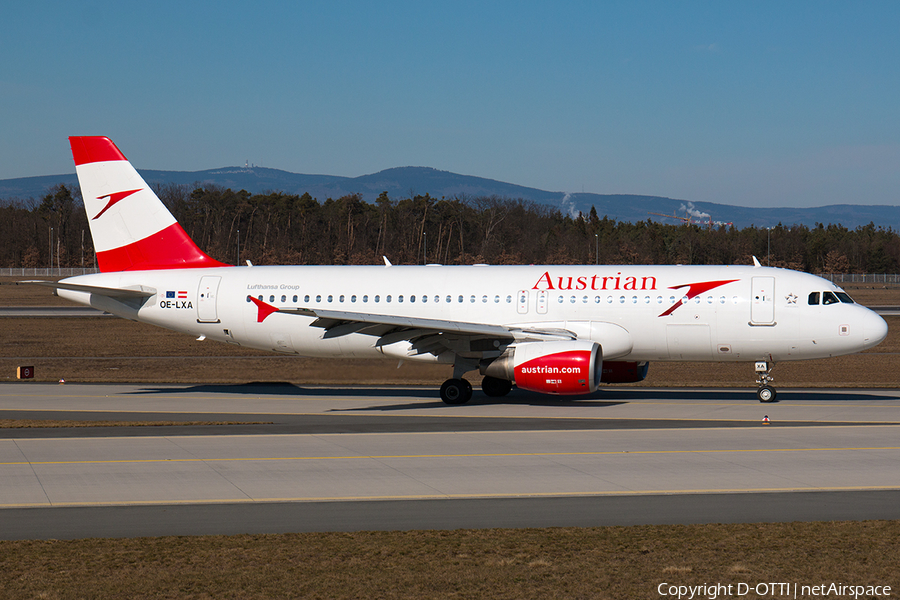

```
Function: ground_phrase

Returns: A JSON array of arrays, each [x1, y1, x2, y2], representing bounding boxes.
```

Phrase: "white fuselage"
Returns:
[[58, 263, 887, 364]]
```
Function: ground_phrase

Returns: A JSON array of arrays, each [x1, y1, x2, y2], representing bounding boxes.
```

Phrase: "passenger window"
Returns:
[[304, 295, 310, 303], [281, 295, 286, 303], [363, 295, 368, 303], [386, 295, 392, 303], [822, 291, 839, 305], [351, 295, 357, 303], [482, 295, 488, 303], [315, 295, 321, 303], [808, 292, 820, 305], [339, 295, 344, 303], [410, 295, 416, 303], [458, 295, 464, 303], [398, 295, 404, 303], [293, 295, 298, 303], [375, 295, 380, 303], [470, 295, 476, 303], [327, 295, 333, 303]]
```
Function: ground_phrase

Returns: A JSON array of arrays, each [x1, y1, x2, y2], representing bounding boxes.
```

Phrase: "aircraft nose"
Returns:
[[862, 309, 888, 350]]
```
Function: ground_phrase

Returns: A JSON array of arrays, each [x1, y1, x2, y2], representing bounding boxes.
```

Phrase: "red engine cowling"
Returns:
[[599, 361, 649, 383], [481, 340, 602, 395]]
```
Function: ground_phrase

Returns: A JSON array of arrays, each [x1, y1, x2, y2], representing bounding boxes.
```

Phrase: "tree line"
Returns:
[[2, 183, 899, 274]]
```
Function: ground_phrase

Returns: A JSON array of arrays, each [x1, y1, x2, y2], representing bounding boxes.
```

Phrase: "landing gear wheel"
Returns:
[[754, 360, 777, 403], [440, 378, 473, 405], [757, 386, 777, 403], [481, 376, 513, 397]]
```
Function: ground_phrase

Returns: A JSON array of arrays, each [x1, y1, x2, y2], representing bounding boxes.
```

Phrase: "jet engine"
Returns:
[[480, 340, 601, 395]]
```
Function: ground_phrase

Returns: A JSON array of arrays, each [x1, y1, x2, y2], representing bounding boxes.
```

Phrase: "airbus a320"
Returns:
[[26, 137, 888, 404]]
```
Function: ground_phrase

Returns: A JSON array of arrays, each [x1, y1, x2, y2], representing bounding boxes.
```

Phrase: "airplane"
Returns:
[[25, 136, 889, 404]]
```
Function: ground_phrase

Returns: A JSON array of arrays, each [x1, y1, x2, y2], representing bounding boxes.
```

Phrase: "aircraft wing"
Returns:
[[21, 280, 157, 299], [248, 296, 574, 356]]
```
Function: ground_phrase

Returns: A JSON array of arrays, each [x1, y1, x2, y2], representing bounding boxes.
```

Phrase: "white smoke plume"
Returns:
[[561, 192, 580, 218], [679, 202, 710, 220]]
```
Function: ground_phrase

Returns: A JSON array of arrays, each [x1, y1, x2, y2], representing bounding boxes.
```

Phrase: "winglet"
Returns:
[[752, 256, 762, 267], [248, 295, 280, 322], [383, 256, 393, 267]]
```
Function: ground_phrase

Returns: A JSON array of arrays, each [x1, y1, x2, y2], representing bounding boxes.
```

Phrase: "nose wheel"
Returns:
[[755, 361, 777, 402]]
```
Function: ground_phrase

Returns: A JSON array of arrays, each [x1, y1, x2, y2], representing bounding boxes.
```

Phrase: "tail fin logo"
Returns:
[[92, 189, 142, 220]]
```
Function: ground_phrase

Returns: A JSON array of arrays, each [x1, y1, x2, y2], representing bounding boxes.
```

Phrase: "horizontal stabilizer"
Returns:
[[21, 280, 157, 299]]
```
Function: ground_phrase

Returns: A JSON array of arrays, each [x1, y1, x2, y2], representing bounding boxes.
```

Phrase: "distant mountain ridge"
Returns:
[[2, 165, 898, 230]]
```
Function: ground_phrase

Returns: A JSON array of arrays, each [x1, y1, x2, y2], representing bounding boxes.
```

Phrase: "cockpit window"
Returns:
[[835, 292, 854, 304], [822, 291, 839, 305], [808, 292, 820, 305]]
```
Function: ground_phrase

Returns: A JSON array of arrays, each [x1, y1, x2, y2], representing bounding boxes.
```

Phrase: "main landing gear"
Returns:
[[439, 376, 513, 404], [439, 378, 472, 405], [755, 361, 777, 402], [440, 359, 514, 404]]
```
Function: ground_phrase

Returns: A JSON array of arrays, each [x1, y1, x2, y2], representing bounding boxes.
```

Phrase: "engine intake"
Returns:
[[481, 340, 601, 395]]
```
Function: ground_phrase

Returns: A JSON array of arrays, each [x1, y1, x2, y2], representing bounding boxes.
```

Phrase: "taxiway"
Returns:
[[1, 382, 899, 539]]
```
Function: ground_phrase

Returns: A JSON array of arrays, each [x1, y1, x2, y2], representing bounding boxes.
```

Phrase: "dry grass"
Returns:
[[0, 522, 898, 599], [0, 420, 266, 428], [2, 312, 898, 387]]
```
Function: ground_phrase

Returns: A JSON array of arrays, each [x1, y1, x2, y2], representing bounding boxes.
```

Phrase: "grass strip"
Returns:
[[0, 522, 898, 599], [0, 420, 271, 428]]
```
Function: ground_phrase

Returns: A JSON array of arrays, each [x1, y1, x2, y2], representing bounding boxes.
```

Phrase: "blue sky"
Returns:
[[2, 1, 899, 208]]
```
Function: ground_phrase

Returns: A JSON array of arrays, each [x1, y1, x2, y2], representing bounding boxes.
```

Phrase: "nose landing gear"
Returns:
[[755, 360, 777, 402]]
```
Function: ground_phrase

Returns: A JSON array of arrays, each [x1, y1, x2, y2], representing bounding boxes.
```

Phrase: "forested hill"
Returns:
[[3, 184, 900, 274], [2, 166, 899, 230]]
